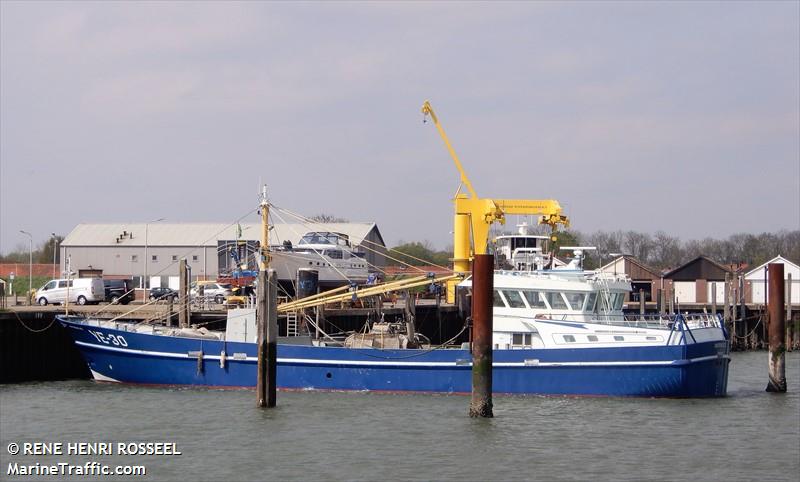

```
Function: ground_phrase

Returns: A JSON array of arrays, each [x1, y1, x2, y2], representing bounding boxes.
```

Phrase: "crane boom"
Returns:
[[421, 101, 478, 199], [421, 100, 570, 301]]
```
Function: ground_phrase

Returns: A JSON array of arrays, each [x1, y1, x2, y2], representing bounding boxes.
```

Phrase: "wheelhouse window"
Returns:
[[502, 290, 526, 308], [563, 335, 576, 343], [299, 232, 350, 247], [563, 292, 587, 311], [493, 290, 507, 308], [597, 293, 624, 312], [522, 290, 547, 309], [545, 291, 568, 310], [585, 293, 597, 312], [613, 293, 625, 310], [587, 335, 598, 342]]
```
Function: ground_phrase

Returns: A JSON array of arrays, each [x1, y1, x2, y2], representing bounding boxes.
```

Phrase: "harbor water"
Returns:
[[2, 352, 798, 481]]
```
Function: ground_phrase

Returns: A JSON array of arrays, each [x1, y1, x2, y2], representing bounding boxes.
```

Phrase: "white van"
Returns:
[[35, 278, 106, 306]]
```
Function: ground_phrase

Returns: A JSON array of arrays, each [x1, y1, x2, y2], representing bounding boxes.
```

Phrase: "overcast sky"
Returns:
[[1, 1, 798, 254]]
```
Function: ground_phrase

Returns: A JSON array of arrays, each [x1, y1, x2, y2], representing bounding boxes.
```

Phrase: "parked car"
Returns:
[[35, 278, 106, 306], [103, 279, 135, 305], [189, 281, 234, 304], [149, 286, 177, 302]]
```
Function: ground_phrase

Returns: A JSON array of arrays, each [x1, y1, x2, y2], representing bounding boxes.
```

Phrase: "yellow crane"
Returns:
[[421, 101, 570, 301]]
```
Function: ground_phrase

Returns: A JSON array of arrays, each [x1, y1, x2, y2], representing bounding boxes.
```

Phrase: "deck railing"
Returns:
[[618, 313, 723, 330], [543, 312, 723, 331]]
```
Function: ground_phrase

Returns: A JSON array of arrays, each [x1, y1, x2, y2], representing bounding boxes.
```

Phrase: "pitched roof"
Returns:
[[664, 256, 732, 281], [62, 222, 383, 248], [599, 255, 661, 278], [744, 255, 800, 278]]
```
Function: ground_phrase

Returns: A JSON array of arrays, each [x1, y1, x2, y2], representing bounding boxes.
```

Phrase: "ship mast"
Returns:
[[259, 185, 271, 271]]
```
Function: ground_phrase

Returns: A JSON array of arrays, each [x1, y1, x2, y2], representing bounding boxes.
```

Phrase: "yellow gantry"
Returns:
[[421, 100, 570, 301]]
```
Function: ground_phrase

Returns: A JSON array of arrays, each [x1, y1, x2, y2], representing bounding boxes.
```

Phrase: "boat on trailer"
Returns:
[[57, 248, 730, 396], [269, 231, 371, 292]]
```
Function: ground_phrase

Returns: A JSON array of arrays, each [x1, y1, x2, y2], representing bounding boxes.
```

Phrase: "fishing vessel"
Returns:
[[57, 214, 730, 397], [57, 102, 730, 396], [57, 261, 730, 396]]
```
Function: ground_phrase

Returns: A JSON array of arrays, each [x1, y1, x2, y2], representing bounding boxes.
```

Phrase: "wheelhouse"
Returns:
[[297, 232, 352, 248]]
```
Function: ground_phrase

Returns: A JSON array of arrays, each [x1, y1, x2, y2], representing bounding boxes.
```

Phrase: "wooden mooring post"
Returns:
[[723, 273, 731, 332], [786, 273, 793, 352], [469, 254, 493, 418], [766, 263, 787, 393], [404, 290, 417, 344], [639, 289, 645, 316], [669, 290, 675, 314], [257, 269, 278, 407], [178, 258, 189, 328], [167, 295, 174, 327], [711, 282, 717, 316]]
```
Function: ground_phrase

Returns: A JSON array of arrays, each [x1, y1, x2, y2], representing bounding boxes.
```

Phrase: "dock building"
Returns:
[[59, 222, 386, 289], [597, 255, 662, 302], [663, 256, 733, 305], [743, 255, 800, 304]]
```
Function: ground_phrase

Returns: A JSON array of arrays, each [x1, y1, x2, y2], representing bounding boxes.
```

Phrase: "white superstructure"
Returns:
[[461, 249, 726, 351]]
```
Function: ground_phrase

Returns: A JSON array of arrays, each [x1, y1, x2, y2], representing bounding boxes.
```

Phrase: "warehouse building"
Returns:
[[60, 222, 386, 289]]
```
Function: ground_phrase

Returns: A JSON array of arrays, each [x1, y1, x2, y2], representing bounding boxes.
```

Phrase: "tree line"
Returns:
[[0, 236, 63, 264], [4, 230, 797, 274], [390, 230, 800, 271]]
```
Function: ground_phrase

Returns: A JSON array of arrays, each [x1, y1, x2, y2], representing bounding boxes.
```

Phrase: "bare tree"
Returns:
[[652, 231, 682, 269], [586, 230, 624, 264], [624, 231, 654, 264]]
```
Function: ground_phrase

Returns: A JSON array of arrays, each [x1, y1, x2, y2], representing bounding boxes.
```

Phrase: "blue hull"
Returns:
[[58, 317, 730, 397]]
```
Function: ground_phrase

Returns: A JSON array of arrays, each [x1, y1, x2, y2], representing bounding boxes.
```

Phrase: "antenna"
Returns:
[[557, 246, 596, 271]]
